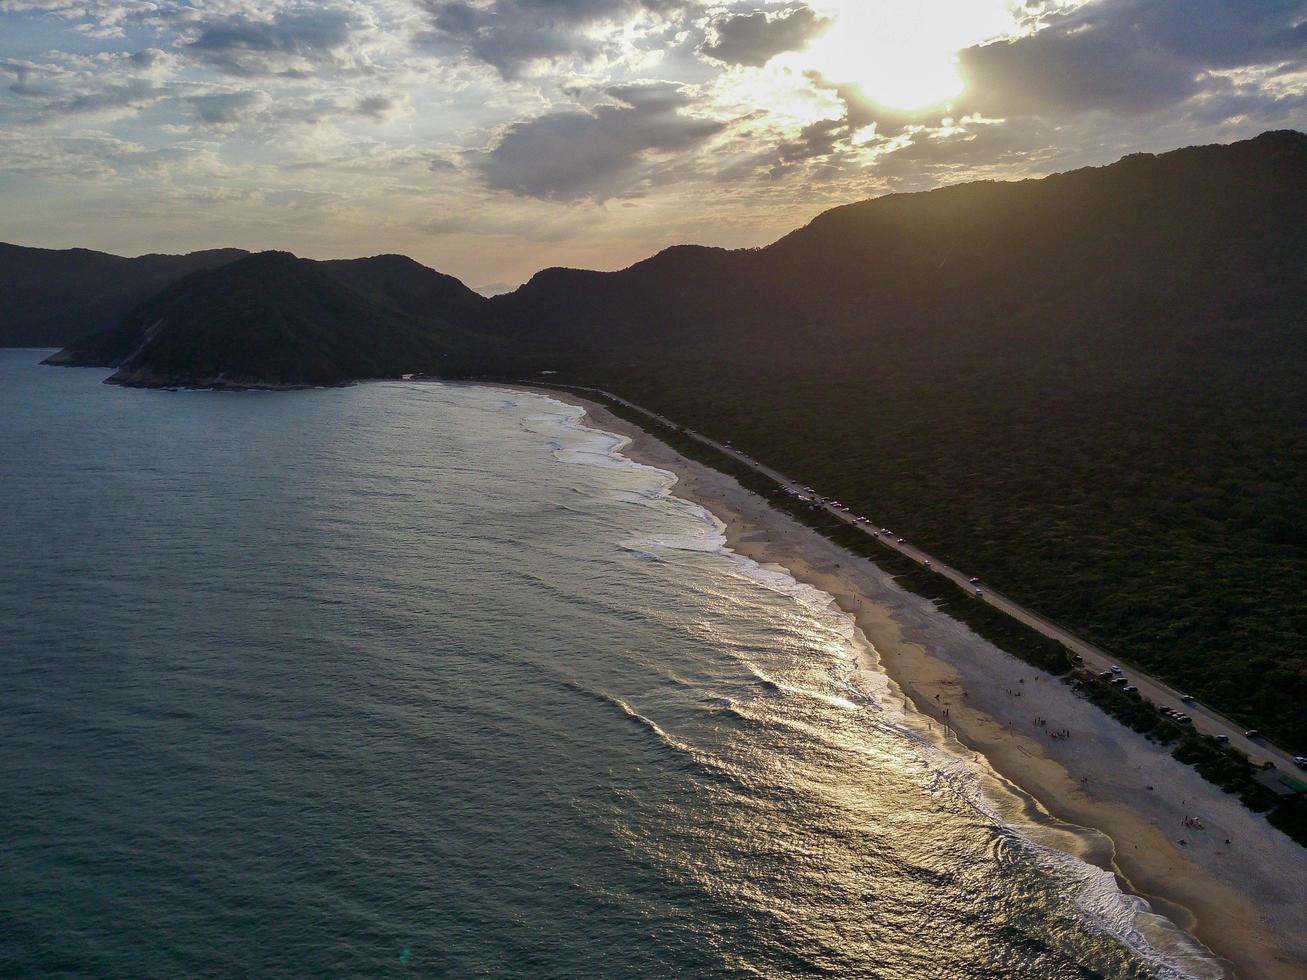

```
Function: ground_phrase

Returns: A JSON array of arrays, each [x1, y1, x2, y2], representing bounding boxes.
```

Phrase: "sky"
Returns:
[[0, 1, 1304, 291]]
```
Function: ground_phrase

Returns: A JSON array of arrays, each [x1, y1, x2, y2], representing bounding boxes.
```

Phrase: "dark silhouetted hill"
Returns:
[[0, 243, 248, 347], [318, 253, 489, 327], [47, 250, 505, 386]]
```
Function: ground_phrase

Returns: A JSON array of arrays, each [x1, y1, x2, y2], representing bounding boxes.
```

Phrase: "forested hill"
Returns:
[[487, 129, 1307, 366], [45, 251, 506, 386], [36, 129, 1307, 747], [479, 130, 1307, 747], [0, 243, 248, 347]]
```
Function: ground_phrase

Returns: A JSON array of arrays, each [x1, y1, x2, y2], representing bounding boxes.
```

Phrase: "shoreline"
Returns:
[[519, 385, 1307, 980]]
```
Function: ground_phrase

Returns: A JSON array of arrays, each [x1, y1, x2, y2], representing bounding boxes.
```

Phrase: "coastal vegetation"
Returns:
[[562, 385, 1307, 848]]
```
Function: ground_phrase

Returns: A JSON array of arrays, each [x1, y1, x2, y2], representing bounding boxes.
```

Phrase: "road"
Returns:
[[547, 383, 1303, 778]]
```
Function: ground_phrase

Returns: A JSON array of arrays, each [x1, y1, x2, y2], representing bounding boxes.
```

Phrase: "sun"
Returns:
[[797, 0, 1017, 112]]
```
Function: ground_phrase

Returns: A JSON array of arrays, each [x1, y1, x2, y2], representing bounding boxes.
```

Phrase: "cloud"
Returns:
[[958, 0, 1307, 117], [182, 5, 370, 77], [475, 81, 724, 200], [0, 0, 156, 37], [187, 90, 271, 127], [418, 0, 693, 78], [2, 59, 51, 97], [700, 3, 830, 67], [0, 128, 222, 180]]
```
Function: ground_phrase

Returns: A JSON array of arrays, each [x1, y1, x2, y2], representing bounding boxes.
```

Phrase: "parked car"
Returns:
[[1245, 730, 1261, 739], [1110, 665, 1122, 674], [1295, 756, 1307, 768]]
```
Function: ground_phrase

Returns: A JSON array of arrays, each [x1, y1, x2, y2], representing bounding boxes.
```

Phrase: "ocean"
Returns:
[[0, 350, 1219, 978]]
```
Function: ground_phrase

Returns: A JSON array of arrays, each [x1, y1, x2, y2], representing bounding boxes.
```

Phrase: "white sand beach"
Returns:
[[543, 388, 1307, 980]]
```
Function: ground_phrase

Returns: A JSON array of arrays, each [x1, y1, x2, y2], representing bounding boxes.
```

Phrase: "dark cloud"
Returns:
[[184, 7, 362, 77], [2, 61, 46, 97], [776, 116, 847, 163], [128, 48, 170, 71], [475, 81, 724, 199], [958, 0, 1307, 117], [700, 3, 830, 67], [418, 0, 692, 78]]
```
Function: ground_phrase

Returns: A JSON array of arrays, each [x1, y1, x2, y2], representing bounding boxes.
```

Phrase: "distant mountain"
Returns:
[[47, 251, 504, 387], [0, 243, 248, 347]]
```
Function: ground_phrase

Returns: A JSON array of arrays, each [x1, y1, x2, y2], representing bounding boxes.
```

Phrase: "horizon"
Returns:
[[2, 0, 1304, 291]]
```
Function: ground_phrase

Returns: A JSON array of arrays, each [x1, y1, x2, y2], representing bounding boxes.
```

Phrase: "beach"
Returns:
[[539, 388, 1307, 980]]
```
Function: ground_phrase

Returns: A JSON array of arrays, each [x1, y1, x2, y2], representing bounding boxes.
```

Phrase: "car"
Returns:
[[1098, 670, 1114, 679], [1158, 705, 1173, 713], [1295, 756, 1307, 768], [1124, 685, 1138, 693], [968, 576, 980, 583], [1215, 735, 1230, 744], [923, 560, 931, 567], [1177, 715, 1193, 724], [897, 537, 906, 543], [974, 589, 983, 597], [1180, 694, 1195, 703], [1245, 730, 1261, 739], [1110, 665, 1122, 674], [1112, 677, 1129, 686]]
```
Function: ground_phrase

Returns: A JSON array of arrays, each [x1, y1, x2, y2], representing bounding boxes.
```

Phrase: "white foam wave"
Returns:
[[502, 385, 1217, 979]]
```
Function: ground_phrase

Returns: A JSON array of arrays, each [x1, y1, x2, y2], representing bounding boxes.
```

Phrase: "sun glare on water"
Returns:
[[800, 0, 1018, 111]]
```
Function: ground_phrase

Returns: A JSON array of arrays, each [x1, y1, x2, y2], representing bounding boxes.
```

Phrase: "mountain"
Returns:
[[47, 251, 504, 387], [0, 243, 248, 347], [487, 129, 1307, 368], [36, 130, 1307, 745]]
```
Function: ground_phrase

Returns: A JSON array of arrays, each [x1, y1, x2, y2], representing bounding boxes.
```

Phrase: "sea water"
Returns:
[[0, 350, 1221, 977]]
